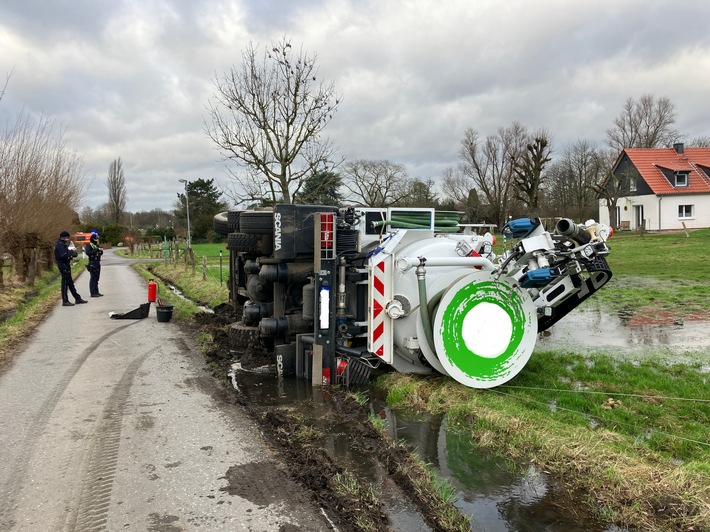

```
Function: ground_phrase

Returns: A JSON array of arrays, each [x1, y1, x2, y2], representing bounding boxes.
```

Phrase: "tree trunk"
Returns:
[[13, 249, 27, 283], [27, 248, 39, 287]]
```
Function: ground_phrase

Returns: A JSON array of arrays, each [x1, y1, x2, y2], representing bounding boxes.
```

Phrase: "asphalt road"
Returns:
[[0, 249, 332, 531]]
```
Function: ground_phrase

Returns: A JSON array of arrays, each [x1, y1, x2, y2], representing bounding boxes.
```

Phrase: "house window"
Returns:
[[678, 205, 693, 219], [629, 178, 637, 192], [674, 171, 688, 187]]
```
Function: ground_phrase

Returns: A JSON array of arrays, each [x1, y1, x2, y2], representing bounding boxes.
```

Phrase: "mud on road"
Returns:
[[191, 305, 470, 532]]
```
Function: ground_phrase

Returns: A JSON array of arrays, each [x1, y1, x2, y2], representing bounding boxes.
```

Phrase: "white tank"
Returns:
[[369, 231, 538, 389]]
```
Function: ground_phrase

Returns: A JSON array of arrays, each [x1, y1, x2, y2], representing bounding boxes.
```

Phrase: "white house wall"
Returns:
[[600, 195, 710, 231], [658, 195, 710, 230]]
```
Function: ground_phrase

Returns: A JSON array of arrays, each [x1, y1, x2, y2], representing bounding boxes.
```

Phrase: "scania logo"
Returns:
[[274, 212, 282, 251]]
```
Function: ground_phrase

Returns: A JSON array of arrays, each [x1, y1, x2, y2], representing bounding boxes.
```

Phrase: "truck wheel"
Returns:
[[228, 321, 260, 350], [213, 212, 231, 236], [227, 210, 242, 232], [240, 211, 273, 234], [227, 232, 259, 253]]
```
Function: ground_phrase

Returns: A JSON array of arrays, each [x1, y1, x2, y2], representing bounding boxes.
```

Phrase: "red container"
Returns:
[[148, 279, 157, 302]]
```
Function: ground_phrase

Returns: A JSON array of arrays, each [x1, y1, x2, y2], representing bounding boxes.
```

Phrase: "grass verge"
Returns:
[[375, 361, 709, 530], [129, 258, 229, 321]]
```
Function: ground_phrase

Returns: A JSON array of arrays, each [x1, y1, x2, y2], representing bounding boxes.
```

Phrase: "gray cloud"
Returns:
[[1, 0, 709, 212]]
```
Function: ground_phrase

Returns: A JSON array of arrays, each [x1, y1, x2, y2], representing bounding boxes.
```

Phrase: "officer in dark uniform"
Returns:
[[54, 231, 88, 306], [85, 231, 104, 297]]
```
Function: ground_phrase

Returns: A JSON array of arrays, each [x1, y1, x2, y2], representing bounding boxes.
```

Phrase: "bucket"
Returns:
[[156, 305, 173, 323]]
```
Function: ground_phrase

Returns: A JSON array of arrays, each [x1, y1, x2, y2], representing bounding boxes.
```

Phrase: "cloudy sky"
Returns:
[[1, 0, 709, 213]]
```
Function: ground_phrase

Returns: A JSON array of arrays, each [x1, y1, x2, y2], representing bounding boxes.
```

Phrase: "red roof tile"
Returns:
[[622, 147, 710, 195]]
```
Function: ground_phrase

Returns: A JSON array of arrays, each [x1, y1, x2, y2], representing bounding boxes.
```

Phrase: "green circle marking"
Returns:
[[438, 280, 529, 382]]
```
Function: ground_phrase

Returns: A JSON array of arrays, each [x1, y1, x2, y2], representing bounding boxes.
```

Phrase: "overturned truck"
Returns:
[[213, 206, 612, 389]]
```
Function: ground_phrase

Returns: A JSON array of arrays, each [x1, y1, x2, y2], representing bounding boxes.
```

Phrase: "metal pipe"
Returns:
[[556, 218, 591, 244], [396, 256, 494, 272], [335, 345, 370, 358], [299, 335, 368, 358]]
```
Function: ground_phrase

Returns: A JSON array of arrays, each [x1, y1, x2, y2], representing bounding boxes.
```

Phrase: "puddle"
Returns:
[[537, 308, 710, 357], [230, 368, 622, 531], [371, 400, 622, 532], [230, 369, 432, 531]]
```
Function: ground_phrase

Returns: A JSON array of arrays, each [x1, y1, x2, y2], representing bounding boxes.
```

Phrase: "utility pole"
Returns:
[[178, 179, 192, 249]]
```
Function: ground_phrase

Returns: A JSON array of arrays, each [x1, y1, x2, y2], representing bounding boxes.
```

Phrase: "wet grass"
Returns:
[[588, 229, 710, 318], [376, 360, 710, 530]]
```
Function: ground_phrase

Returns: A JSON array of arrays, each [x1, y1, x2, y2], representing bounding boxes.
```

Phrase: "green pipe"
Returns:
[[427, 289, 444, 320]]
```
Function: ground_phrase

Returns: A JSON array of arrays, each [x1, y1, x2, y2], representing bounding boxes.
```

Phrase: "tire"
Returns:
[[228, 321, 260, 350], [227, 232, 259, 254], [227, 210, 242, 232], [240, 210, 273, 235], [213, 212, 231, 236]]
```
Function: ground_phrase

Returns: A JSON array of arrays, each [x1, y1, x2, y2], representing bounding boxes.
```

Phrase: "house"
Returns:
[[598, 143, 710, 231]]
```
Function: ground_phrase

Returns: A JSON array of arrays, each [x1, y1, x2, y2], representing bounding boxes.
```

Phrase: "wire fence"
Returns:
[[141, 245, 229, 286]]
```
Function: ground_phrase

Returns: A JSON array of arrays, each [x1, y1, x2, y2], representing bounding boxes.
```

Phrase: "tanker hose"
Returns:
[[416, 260, 436, 354], [427, 289, 444, 322], [370, 210, 462, 232]]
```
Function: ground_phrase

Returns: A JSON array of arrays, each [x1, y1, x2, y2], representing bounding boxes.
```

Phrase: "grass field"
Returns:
[[582, 229, 710, 319]]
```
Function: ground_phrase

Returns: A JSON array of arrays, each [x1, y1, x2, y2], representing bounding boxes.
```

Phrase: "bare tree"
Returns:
[[106, 157, 127, 224], [441, 167, 484, 223], [688, 136, 710, 148], [606, 95, 681, 150], [206, 37, 341, 205], [0, 69, 12, 103], [0, 113, 85, 283], [458, 122, 528, 227], [544, 140, 604, 222], [511, 130, 552, 215], [341, 159, 410, 207], [596, 95, 679, 226]]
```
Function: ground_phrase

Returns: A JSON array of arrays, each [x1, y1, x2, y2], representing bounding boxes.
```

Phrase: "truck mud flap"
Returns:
[[537, 256, 612, 332]]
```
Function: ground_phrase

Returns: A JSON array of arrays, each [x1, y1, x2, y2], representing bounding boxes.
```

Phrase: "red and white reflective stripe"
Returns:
[[370, 260, 386, 357], [320, 213, 334, 248]]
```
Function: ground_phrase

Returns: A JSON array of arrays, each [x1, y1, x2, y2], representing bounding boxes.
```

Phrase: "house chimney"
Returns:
[[673, 142, 684, 154]]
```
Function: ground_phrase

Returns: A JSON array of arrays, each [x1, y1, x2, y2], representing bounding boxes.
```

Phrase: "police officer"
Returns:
[[54, 231, 88, 306], [85, 231, 104, 297]]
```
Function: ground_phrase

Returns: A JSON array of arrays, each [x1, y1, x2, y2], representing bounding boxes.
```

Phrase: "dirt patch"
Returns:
[[193, 307, 470, 532]]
